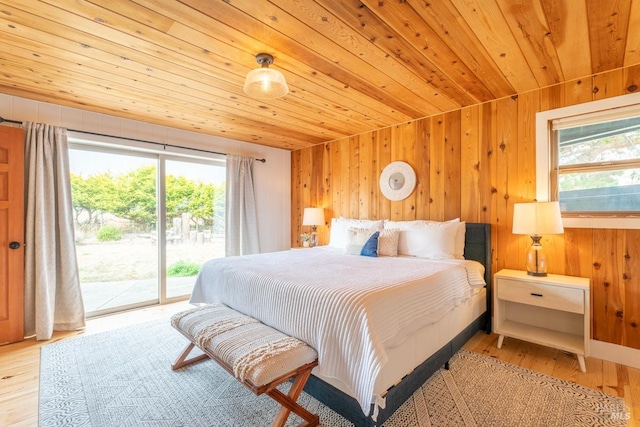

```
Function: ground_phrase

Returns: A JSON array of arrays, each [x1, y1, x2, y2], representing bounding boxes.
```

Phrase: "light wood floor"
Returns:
[[1, 302, 638, 426]]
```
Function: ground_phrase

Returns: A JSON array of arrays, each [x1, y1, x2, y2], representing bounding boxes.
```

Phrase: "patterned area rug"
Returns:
[[39, 319, 628, 426]]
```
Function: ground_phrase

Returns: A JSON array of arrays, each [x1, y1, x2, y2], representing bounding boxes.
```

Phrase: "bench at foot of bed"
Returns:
[[171, 304, 319, 427]]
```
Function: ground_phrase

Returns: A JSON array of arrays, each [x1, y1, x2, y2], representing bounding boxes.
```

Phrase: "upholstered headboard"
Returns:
[[463, 222, 492, 333]]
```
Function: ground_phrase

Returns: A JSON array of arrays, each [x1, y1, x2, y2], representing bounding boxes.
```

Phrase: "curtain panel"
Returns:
[[23, 122, 85, 340], [225, 155, 260, 256]]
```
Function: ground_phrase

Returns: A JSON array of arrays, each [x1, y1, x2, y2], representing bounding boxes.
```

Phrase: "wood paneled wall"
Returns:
[[291, 64, 640, 350]]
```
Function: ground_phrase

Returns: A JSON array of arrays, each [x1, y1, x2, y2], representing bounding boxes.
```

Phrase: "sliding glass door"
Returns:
[[164, 158, 226, 299], [69, 143, 225, 317]]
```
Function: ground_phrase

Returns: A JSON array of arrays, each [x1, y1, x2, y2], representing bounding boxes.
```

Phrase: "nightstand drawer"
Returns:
[[496, 278, 584, 314]]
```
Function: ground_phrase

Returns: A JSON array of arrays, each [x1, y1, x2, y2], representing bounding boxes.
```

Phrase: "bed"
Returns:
[[190, 222, 491, 426]]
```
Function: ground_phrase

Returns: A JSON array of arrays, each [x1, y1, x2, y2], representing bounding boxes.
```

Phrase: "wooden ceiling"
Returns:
[[0, 1, 638, 151]]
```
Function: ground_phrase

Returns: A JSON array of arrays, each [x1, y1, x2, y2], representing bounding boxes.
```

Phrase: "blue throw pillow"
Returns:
[[360, 231, 379, 257]]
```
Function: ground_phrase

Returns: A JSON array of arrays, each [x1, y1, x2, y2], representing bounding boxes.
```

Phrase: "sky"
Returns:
[[68, 148, 226, 185]]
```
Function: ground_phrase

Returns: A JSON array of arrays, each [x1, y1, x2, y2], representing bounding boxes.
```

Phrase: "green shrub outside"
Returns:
[[96, 225, 122, 242], [167, 260, 201, 277]]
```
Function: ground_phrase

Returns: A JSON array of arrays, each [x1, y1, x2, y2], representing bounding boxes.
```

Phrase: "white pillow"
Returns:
[[377, 228, 400, 257], [385, 218, 465, 258], [329, 217, 384, 248], [404, 221, 460, 259], [384, 220, 428, 255], [345, 227, 377, 255], [384, 219, 432, 229], [453, 221, 466, 259]]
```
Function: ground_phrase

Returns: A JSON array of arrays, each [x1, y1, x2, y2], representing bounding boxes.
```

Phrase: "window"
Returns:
[[553, 107, 640, 214], [536, 93, 640, 229]]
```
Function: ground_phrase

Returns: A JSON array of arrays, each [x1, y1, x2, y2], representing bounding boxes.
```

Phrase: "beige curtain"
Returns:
[[225, 155, 260, 256], [23, 122, 85, 340]]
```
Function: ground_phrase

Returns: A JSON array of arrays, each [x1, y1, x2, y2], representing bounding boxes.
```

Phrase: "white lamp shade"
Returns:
[[302, 207, 324, 226], [243, 67, 288, 99], [512, 201, 564, 235]]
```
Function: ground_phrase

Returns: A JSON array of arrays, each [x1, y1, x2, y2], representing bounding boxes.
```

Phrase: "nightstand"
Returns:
[[493, 269, 590, 372]]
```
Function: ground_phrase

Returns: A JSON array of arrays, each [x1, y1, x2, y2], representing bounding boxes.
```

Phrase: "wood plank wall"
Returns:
[[291, 64, 640, 351]]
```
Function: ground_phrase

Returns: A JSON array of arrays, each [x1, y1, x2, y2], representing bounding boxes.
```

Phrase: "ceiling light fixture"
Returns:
[[243, 53, 289, 99]]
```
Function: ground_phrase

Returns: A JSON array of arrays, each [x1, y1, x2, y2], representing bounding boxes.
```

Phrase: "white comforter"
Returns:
[[189, 247, 485, 416]]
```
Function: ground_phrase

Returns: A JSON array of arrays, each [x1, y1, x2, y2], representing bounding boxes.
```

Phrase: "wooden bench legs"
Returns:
[[171, 342, 208, 371], [171, 343, 209, 371], [172, 342, 319, 427], [268, 367, 319, 427]]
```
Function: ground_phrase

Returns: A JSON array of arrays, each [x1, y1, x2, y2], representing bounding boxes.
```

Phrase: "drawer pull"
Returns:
[[530, 293, 543, 297]]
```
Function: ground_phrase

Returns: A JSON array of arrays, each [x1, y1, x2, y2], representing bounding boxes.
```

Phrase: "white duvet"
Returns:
[[189, 246, 485, 416]]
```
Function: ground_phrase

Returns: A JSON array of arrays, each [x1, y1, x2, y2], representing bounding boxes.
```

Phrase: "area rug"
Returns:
[[39, 319, 629, 426]]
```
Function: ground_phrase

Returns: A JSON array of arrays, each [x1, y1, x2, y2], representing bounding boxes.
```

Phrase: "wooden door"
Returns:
[[0, 126, 24, 345]]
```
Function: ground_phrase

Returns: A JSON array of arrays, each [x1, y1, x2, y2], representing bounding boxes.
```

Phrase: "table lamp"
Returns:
[[302, 207, 324, 247], [512, 201, 564, 276]]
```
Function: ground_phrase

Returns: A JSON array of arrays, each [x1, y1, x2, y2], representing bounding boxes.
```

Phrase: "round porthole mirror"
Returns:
[[379, 161, 416, 201]]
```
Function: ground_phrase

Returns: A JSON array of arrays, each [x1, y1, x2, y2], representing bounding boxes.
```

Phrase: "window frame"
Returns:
[[536, 92, 640, 230]]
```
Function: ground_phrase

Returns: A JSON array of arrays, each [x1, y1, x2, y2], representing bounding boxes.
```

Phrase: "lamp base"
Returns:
[[527, 271, 547, 277], [525, 235, 548, 277]]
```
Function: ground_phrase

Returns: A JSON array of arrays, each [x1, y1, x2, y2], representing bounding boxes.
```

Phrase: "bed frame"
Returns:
[[302, 222, 492, 426]]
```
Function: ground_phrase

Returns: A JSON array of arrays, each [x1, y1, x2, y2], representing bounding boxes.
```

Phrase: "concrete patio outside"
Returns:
[[81, 276, 196, 314]]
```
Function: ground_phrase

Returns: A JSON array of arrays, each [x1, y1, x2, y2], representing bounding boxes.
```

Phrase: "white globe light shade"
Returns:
[[243, 67, 288, 99]]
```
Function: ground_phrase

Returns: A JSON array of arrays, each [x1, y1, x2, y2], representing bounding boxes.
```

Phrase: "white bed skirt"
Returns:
[[313, 288, 487, 401]]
